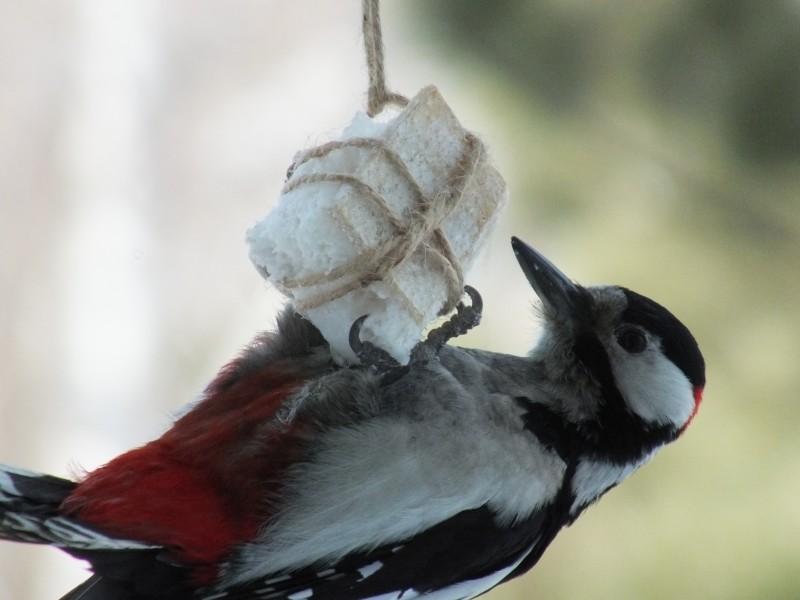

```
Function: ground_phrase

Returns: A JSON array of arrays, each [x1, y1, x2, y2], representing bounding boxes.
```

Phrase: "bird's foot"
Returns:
[[348, 316, 408, 385], [349, 315, 402, 370], [348, 286, 483, 382], [410, 286, 483, 364]]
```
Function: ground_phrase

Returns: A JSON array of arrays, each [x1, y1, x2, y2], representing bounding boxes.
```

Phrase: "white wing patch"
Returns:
[[358, 561, 384, 580]]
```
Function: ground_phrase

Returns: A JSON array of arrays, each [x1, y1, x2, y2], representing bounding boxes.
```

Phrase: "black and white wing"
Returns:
[[205, 504, 566, 600]]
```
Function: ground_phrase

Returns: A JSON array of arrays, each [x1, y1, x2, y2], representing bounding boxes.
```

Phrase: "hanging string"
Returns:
[[271, 5, 489, 320], [362, 0, 408, 116]]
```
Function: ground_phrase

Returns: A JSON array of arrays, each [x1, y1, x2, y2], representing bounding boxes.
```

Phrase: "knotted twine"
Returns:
[[273, 0, 486, 321], [362, 0, 408, 117]]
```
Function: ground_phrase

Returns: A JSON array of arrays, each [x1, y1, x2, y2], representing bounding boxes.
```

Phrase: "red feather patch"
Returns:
[[62, 365, 311, 583], [681, 386, 704, 432]]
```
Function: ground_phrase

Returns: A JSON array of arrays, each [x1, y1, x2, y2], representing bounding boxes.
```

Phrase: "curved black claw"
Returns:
[[463, 285, 483, 317], [348, 315, 369, 356], [410, 285, 484, 364], [349, 315, 401, 371]]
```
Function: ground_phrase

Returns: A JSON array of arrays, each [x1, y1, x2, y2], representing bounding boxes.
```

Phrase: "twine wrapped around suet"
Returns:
[[247, 1, 507, 364], [248, 86, 506, 364], [276, 131, 484, 318]]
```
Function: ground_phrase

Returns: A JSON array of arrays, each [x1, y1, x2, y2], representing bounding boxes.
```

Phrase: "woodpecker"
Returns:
[[0, 237, 705, 600]]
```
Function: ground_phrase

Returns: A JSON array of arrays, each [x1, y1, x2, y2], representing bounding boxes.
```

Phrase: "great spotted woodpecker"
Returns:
[[0, 237, 705, 600]]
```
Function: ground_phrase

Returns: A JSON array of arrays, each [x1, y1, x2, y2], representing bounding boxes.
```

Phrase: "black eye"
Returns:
[[616, 327, 648, 353]]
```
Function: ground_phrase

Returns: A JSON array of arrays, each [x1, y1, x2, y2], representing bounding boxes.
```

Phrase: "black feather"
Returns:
[[210, 506, 558, 600]]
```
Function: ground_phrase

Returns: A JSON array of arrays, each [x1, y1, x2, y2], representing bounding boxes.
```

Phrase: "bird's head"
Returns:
[[512, 237, 705, 460]]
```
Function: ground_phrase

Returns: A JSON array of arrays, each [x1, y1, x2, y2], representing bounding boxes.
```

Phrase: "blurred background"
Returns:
[[0, 1, 798, 598]]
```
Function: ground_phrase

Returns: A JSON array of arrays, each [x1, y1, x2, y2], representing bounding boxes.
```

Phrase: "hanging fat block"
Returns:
[[247, 85, 507, 365]]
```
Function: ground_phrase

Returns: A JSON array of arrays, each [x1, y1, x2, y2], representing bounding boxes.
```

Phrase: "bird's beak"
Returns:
[[511, 237, 590, 328]]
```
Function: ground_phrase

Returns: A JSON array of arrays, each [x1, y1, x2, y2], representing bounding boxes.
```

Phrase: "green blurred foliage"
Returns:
[[416, 0, 800, 164], [401, 1, 800, 599]]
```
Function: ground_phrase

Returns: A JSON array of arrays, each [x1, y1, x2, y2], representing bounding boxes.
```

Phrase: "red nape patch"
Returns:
[[682, 386, 704, 432], [62, 367, 309, 585]]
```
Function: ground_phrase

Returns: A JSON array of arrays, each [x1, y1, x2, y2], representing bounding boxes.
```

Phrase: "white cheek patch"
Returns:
[[611, 349, 695, 427]]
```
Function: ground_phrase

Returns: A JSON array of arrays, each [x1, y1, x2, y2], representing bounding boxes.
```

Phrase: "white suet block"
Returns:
[[248, 86, 506, 364]]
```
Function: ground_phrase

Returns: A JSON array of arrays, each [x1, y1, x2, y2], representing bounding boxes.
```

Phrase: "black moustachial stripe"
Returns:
[[516, 398, 579, 465], [518, 331, 675, 466], [572, 330, 678, 463]]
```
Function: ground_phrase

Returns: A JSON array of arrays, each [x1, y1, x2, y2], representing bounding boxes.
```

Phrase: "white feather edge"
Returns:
[[0, 464, 155, 551]]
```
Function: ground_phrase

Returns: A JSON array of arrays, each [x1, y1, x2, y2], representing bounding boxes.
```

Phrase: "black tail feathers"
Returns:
[[1, 464, 190, 599]]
